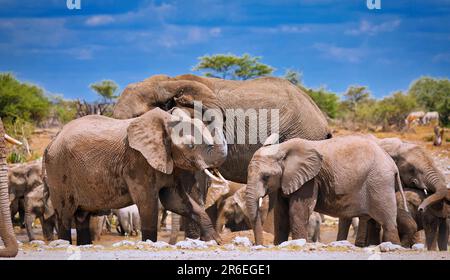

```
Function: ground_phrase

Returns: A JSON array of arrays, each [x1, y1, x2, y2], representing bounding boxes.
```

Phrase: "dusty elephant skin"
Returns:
[[245, 135, 406, 246], [338, 137, 449, 249], [113, 75, 332, 183], [9, 161, 42, 227], [112, 74, 332, 238], [24, 184, 56, 242], [44, 108, 227, 245], [0, 118, 20, 257]]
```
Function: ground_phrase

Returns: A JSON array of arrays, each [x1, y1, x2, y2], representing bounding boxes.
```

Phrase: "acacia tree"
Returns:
[[89, 80, 119, 104], [192, 53, 274, 80]]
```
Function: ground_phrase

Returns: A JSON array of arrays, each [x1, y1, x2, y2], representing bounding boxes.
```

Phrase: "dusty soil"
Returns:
[[4, 125, 449, 260]]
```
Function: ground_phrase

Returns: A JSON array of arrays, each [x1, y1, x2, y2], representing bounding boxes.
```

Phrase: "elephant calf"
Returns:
[[246, 134, 407, 245], [24, 184, 56, 242]]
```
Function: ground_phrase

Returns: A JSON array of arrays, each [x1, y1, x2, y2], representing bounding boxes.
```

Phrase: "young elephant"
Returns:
[[246, 135, 407, 245], [44, 107, 227, 245], [9, 161, 43, 227], [215, 184, 270, 233], [113, 205, 141, 236], [338, 136, 449, 248], [24, 184, 56, 241]]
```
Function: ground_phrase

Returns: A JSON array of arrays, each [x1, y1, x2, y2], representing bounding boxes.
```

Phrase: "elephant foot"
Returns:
[[201, 230, 222, 245], [141, 229, 157, 242]]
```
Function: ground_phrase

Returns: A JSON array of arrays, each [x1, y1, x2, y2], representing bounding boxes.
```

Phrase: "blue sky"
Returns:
[[1, 0, 450, 101]]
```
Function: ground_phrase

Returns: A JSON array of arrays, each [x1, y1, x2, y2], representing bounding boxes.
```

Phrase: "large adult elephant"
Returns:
[[113, 74, 332, 183], [0, 118, 22, 257], [113, 74, 332, 238], [44, 108, 227, 245]]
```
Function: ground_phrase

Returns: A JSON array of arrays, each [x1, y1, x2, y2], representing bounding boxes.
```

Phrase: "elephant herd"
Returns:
[[0, 74, 448, 258]]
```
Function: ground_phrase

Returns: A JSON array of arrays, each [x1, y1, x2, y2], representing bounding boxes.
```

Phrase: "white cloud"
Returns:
[[314, 43, 364, 63], [346, 19, 401, 36], [85, 15, 115, 27]]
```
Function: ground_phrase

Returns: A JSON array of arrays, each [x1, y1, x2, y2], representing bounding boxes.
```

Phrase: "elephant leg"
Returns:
[[25, 211, 36, 241], [169, 212, 181, 245], [42, 216, 55, 241], [354, 216, 369, 247], [159, 186, 220, 243], [18, 198, 25, 228], [56, 214, 72, 243], [437, 218, 448, 251], [396, 209, 417, 248], [74, 210, 92, 245], [366, 219, 381, 245], [423, 212, 438, 251], [182, 172, 205, 240], [10, 199, 19, 226], [274, 190, 290, 245], [135, 193, 159, 242], [160, 209, 168, 229], [337, 218, 352, 241], [288, 180, 318, 241]]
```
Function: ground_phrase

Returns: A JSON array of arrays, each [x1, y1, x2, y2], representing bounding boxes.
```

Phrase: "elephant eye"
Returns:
[[187, 143, 195, 149], [261, 174, 269, 182]]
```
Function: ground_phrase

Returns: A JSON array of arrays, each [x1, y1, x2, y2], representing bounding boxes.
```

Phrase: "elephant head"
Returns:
[[245, 134, 323, 244], [127, 107, 227, 175], [0, 119, 22, 257], [113, 75, 220, 119], [377, 138, 448, 212]]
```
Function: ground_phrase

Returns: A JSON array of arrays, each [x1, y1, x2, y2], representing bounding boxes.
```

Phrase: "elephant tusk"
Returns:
[[214, 169, 228, 184], [258, 198, 263, 208], [423, 189, 428, 196], [204, 169, 222, 182], [4, 134, 22, 146]]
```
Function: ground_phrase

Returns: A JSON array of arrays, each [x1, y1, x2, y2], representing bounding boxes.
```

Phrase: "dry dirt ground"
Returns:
[[4, 125, 449, 260]]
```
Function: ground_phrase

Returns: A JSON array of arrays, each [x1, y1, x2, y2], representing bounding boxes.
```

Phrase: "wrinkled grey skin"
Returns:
[[355, 189, 448, 250], [44, 107, 227, 245], [246, 135, 406, 245], [307, 212, 322, 242], [113, 205, 141, 236], [24, 184, 56, 241], [0, 119, 19, 257], [112, 74, 332, 239], [338, 136, 449, 247], [9, 161, 42, 227]]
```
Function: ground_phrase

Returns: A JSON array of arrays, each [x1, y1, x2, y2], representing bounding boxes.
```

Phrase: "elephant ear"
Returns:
[[281, 145, 323, 196], [127, 109, 174, 174], [232, 188, 247, 223]]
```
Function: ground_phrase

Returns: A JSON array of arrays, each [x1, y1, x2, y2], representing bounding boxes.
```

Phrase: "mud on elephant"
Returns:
[[245, 135, 407, 246], [44, 107, 227, 245]]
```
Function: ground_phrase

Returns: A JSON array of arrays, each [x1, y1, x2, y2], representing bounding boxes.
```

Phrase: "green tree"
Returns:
[[306, 87, 340, 118], [372, 91, 418, 127], [284, 69, 303, 86], [408, 77, 450, 126], [193, 53, 274, 80], [0, 73, 50, 124], [343, 85, 371, 112], [89, 80, 119, 104]]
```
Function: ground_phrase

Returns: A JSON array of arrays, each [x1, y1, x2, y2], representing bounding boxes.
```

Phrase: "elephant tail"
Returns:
[[395, 172, 409, 212]]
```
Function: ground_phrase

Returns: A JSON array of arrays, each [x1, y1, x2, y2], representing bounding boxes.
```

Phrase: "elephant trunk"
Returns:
[[0, 122, 18, 258], [245, 178, 265, 245], [418, 170, 448, 212]]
